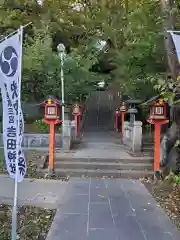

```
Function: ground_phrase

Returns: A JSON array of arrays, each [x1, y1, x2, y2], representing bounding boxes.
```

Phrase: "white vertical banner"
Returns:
[[170, 32, 180, 64], [0, 29, 26, 182]]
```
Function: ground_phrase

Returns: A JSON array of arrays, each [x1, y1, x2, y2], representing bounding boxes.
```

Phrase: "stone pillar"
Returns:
[[123, 121, 129, 141], [62, 120, 72, 150], [132, 121, 142, 152]]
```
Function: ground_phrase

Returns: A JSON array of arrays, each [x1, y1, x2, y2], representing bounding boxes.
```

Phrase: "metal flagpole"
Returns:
[[11, 25, 23, 240], [0, 22, 32, 43], [60, 51, 65, 134], [167, 30, 180, 33]]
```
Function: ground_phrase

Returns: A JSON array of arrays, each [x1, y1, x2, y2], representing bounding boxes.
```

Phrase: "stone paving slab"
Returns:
[[0, 175, 179, 239], [46, 178, 180, 240], [47, 212, 88, 240]]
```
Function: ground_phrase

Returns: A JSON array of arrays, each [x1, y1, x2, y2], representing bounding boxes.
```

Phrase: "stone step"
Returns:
[[142, 146, 154, 151], [54, 161, 152, 171], [79, 143, 123, 150], [142, 142, 154, 146], [54, 157, 153, 164], [142, 146, 154, 149], [142, 140, 154, 143], [36, 168, 153, 179], [142, 138, 153, 142]]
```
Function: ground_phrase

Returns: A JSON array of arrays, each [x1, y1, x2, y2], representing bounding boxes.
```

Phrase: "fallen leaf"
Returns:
[[98, 195, 105, 198]]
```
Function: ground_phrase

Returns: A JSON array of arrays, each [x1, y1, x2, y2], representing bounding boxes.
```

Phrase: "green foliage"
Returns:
[[1, 0, 179, 102], [106, 0, 165, 99], [0, 1, 102, 102], [33, 119, 49, 133], [21, 22, 101, 102], [175, 175, 180, 184], [165, 171, 180, 184], [22, 24, 61, 101]]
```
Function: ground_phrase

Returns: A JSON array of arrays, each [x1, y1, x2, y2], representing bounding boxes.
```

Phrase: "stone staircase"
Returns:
[[36, 141, 153, 179], [52, 159, 152, 179], [141, 134, 154, 157], [36, 91, 154, 179]]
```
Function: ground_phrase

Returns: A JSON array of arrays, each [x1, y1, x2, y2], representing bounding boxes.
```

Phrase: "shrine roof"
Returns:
[[125, 99, 143, 105], [140, 95, 161, 107]]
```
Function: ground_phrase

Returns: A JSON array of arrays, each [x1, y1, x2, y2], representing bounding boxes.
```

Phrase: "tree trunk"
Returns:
[[160, 1, 180, 173], [160, 0, 178, 80]]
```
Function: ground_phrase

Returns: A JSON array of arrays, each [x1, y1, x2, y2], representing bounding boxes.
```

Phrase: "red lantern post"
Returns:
[[42, 98, 62, 174], [120, 102, 126, 136], [147, 99, 169, 174], [114, 108, 120, 131], [73, 103, 81, 137]]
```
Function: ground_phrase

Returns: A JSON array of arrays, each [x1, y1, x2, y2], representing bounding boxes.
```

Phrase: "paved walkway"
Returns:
[[46, 178, 180, 240], [0, 175, 179, 239], [55, 142, 131, 159], [54, 142, 151, 161], [0, 175, 67, 209], [42, 92, 180, 239]]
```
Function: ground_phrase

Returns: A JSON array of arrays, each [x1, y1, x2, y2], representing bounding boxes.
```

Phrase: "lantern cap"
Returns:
[[140, 95, 166, 108], [73, 103, 80, 108], [47, 99, 52, 104], [158, 98, 164, 105], [40, 96, 61, 106], [127, 108, 138, 114]]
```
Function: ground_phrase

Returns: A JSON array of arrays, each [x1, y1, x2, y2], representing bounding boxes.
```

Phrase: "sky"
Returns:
[[37, 0, 43, 5]]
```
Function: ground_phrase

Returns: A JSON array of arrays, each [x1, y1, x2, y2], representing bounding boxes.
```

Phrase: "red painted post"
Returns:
[[154, 122, 161, 171], [148, 98, 169, 174], [116, 115, 118, 130], [148, 120, 169, 172], [42, 97, 62, 174], [121, 112, 125, 136], [75, 114, 80, 137], [114, 109, 120, 131], [120, 102, 126, 137], [73, 103, 81, 137], [49, 121, 55, 170], [78, 114, 81, 136]]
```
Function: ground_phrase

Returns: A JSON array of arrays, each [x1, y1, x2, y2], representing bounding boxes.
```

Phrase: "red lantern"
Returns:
[[149, 99, 166, 120], [120, 102, 126, 112], [44, 98, 60, 120], [73, 104, 81, 115]]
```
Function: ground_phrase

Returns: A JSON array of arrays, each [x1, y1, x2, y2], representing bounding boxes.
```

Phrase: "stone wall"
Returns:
[[0, 102, 86, 150], [0, 133, 62, 149], [0, 120, 76, 150]]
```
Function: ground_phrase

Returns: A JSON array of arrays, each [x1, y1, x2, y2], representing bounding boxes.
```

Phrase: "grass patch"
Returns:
[[0, 205, 55, 239]]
